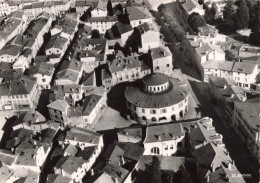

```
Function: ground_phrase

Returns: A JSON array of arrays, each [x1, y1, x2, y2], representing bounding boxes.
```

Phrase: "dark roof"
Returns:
[[76, 146, 96, 161], [0, 68, 23, 83], [142, 73, 168, 86], [144, 123, 184, 143], [88, 16, 118, 23], [28, 62, 55, 76], [82, 94, 102, 115], [125, 75, 188, 108], [61, 156, 86, 174], [0, 76, 36, 96], [86, 172, 114, 183], [109, 55, 141, 73], [118, 127, 143, 141], [114, 22, 133, 35], [126, 6, 151, 21]]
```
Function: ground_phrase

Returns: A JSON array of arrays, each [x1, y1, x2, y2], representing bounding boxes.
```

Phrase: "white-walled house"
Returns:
[[91, 0, 107, 17], [125, 6, 153, 27], [28, 62, 55, 89], [143, 123, 185, 156]]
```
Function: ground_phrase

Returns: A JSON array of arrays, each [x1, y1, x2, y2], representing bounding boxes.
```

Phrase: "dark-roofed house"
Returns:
[[45, 35, 70, 57], [91, 0, 107, 17], [177, 0, 204, 18], [232, 97, 260, 163], [117, 126, 143, 143], [187, 118, 245, 182], [208, 75, 247, 121], [86, 16, 119, 34], [0, 75, 39, 111], [125, 6, 152, 27], [22, 1, 70, 20], [55, 60, 84, 85], [75, 1, 96, 16], [0, 10, 27, 50], [125, 73, 189, 124], [143, 123, 185, 156], [28, 62, 55, 89]]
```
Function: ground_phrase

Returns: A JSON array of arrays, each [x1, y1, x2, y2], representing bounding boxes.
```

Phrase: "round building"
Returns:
[[125, 73, 189, 124]]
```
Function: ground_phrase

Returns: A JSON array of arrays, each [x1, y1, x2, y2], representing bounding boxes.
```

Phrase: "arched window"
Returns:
[[151, 117, 157, 122], [151, 147, 160, 154]]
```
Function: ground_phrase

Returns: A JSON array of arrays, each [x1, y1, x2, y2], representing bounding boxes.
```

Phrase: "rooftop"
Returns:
[[126, 6, 152, 21], [144, 123, 184, 143]]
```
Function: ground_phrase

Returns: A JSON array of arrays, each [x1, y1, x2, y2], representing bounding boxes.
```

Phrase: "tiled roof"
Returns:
[[61, 156, 86, 174], [0, 16, 23, 43], [0, 149, 16, 166], [126, 6, 152, 21], [234, 97, 260, 131], [0, 75, 36, 96], [82, 94, 102, 115], [23, 1, 68, 9], [109, 55, 141, 73], [28, 62, 55, 76], [125, 75, 188, 108], [46, 35, 68, 50], [202, 60, 234, 71], [144, 123, 184, 143], [150, 46, 172, 60], [65, 127, 102, 144], [86, 172, 114, 183], [232, 62, 257, 74], [76, 146, 96, 161], [47, 99, 68, 112], [0, 45, 23, 57], [142, 73, 168, 86], [88, 16, 118, 23], [64, 144, 78, 156], [118, 127, 143, 141], [0, 68, 23, 83]]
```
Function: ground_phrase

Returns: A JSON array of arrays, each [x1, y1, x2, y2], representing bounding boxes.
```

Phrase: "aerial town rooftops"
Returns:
[[144, 123, 184, 143], [0, 17, 23, 41], [118, 127, 143, 141], [86, 172, 114, 183], [47, 99, 69, 112], [28, 62, 55, 76], [0, 45, 23, 57], [125, 6, 152, 21], [202, 60, 234, 71], [60, 156, 86, 174], [23, 1, 69, 9], [179, 0, 203, 15], [46, 35, 69, 50], [234, 97, 260, 131], [87, 16, 118, 23], [0, 75, 36, 96], [109, 55, 141, 73], [232, 61, 257, 74], [47, 174, 72, 183], [150, 47, 172, 60]]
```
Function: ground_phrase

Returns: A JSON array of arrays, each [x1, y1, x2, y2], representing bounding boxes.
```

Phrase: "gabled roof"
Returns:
[[109, 55, 141, 73], [61, 156, 86, 174], [82, 94, 102, 115], [144, 123, 184, 143], [47, 99, 68, 112], [28, 62, 55, 76], [126, 6, 152, 21], [86, 172, 114, 183]]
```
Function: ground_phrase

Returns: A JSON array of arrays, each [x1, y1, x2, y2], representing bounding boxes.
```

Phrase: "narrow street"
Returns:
[[151, 5, 258, 183]]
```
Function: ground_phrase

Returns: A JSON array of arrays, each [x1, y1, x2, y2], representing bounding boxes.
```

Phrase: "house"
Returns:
[[55, 60, 84, 85], [202, 60, 259, 89], [85, 16, 119, 34], [143, 123, 185, 156], [117, 127, 143, 143], [22, 1, 70, 20], [188, 117, 245, 183], [125, 6, 153, 27], [91, 0, 107, 17], [0, 45, 23, 63], [136, 22, 160, 52], [145, 46, 173, 75], [0, 65, 23, 83], [28, 62, 55, 90], [208, 75, 246, 121], [0, 76, 39, 111], [45, 35, 70, 56], [232, 97, 260, 163], [177, 0, 204, 18], [48, 90, 107, 127], [75, 1, 96, 16], [0, 10, 27, 50], [106, 22, 134, 48]]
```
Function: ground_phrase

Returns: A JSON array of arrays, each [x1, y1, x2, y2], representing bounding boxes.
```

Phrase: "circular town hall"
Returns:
[[125, 73, 189, 124]]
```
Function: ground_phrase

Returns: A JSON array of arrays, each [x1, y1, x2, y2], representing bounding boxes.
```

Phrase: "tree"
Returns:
[[235, 0, 250, 30], [188, 12, 207, 32], [147, 156, 162, 183], [222, 0, 236, 33], [250, 1, 260, 46], [204, 3, 217, 24], [107, 0, 113, 16], [91, 29, 101, 39]]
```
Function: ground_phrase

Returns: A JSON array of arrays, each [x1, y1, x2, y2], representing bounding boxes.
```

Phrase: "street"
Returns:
[[151, 4, 258, 182]]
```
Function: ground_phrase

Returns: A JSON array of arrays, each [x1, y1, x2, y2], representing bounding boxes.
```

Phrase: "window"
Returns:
[[165, 145, 168, 150], [170, 145, 173, 149], [150, 110, 156, 114], [179, 102, 183, 108], [142, 109, 145, 113], [160, 109, 167, 113], [167, 64, 170, 67], [151, 147, 160, 154], [42, 78, 46, 82]]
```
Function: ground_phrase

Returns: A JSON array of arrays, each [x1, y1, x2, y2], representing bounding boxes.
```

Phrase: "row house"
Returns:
[[125, 6, 153, 27], [0, 76, 39, 111], [136, 22, 161, 53], [188, 117, 245, 183], [0, 10, 27, 50], [47, 90, 107, 127], [91, 0, 107, 17], [177, 0, 204, 19], [143, 123, 185, 156], [232, 97, 260, 163], [202, 60, 259, 89], [208, 75, 247, 121], [85, 16, 118, 34], [46, 35, 70, 56], [28, 62, 55, 90], [55, 60, 84, 85], [22, 1, 70, 20], [146, 46, 173, 76]]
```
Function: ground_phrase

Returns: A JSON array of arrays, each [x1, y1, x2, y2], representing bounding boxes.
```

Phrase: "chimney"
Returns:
[[207, 175, 210, 182], [223, 84, 227, 89], [121, 156, 125, 165], [228, 162, 232, 170], [114, 178, 119, 183], [199, 41, 202, 47], [90, 169, 94, 176], [203, 140, 207, 145], [212, 163, 216, 172]]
